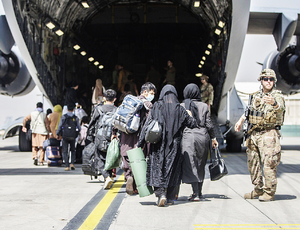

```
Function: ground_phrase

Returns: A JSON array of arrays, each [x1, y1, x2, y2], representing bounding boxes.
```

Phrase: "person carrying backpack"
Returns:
[[86, 89, 117, 189], [112, 82, 156, 195], [56, 104, 81, 171]]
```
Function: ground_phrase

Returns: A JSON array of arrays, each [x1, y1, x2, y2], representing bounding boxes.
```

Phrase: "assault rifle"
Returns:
[[243, 94, 253, 141]]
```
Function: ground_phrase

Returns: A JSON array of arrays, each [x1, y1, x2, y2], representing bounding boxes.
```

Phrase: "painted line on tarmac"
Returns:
[[194, 224, 300, 229], [63, 171, 126, 230], [78, 174, 125, 230]]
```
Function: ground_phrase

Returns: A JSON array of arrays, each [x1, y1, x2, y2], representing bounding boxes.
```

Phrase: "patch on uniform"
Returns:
[[255, 98, 261, 107]]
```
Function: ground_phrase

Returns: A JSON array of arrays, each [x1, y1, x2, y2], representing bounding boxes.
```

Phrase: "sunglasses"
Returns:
[[262, 77, 274, 82]]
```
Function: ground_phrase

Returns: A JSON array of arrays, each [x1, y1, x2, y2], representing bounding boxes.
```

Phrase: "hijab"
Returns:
[[53, 104, 63, 129], [152, 85, 186, 151], [183, 83, 201, 125]]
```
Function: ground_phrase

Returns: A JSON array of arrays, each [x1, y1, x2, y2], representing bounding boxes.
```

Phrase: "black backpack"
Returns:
[[95, 106, 117, 152], [62, 115, 78, 140]]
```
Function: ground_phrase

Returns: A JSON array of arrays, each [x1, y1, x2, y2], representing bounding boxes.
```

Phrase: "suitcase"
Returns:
[[47, 159, 62, 167], [45, 146, 61, 160], [43, 138, 61, 150]]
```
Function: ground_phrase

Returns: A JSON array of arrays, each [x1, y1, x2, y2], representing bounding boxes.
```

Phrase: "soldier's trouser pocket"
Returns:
[[264, 130, 281, 168]]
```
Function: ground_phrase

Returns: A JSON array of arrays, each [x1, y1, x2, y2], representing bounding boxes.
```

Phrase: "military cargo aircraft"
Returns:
[[1, 0, 300, 152]]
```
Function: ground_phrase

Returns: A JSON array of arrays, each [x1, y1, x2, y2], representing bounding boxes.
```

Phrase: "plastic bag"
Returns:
[[104, 138, 121, 171], [75, 108, 88, 120]]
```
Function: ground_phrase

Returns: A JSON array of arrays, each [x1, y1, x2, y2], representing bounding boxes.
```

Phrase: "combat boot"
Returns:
[[258, 193, 275, 202], [244, 190, 263, 199]]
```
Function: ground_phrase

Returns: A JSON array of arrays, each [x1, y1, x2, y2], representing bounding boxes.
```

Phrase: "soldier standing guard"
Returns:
[[200, 75, 214, 110], [235, 69, 285, 202]]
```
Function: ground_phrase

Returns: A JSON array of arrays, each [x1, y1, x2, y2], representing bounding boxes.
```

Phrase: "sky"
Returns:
[[0, 0, 299, 128]]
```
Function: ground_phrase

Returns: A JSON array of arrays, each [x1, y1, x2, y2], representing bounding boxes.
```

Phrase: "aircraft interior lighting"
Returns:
[[81, 2, 90, 8], [194, 1, 200, 7], [73, 45, 80, 50], [214, 28, 221, 35], [55, 30, 64, 36], [45, 22, 55, 30]]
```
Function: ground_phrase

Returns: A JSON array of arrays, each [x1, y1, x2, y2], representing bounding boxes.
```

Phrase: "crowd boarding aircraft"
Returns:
[[0, 0, 299, 152]]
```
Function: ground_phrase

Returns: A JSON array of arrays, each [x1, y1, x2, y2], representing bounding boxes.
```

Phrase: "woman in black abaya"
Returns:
[[138, 85, 197, 207], [181, 83, 218, 201]]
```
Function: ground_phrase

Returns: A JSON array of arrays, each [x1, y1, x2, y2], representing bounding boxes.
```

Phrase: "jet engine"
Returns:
[[0, 46, 35, 96], [263, 38, 300, 95], [0, 12, 35, 96]]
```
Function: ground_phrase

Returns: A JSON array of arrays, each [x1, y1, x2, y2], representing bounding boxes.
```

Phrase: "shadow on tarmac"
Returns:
[[274, 194, 297, 200], [282, 145, 300, 150], [139, 194, 231, 206], [0, 145, 20, 152], [278, 163, 300, 174], [0, 167, 84, 175]]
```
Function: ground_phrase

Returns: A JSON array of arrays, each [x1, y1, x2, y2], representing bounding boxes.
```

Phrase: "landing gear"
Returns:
[[226, 138, 242, 152], [18, 126, 31, 151]]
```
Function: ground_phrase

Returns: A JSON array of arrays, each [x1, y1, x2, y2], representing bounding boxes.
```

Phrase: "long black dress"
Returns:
[[181, 101, 215, 183], [138, 85, 197, 199], [180, 83, 216, 198]]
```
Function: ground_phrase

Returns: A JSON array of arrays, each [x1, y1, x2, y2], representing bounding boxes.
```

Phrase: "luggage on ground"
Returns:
[[45, 146, 62, 167], [81, 142, 101, 179], [47, 159, 62, 167], [43, 138, 61, 150], [45, 146, 61, 159]]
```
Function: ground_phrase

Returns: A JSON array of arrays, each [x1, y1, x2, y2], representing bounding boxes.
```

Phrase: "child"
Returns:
[[76, 116, 89, 164]]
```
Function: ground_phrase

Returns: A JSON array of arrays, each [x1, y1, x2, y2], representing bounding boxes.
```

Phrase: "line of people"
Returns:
[[83, 81, 218, 207], [21, 68, 285, 205], [21, 79, 217, 207]]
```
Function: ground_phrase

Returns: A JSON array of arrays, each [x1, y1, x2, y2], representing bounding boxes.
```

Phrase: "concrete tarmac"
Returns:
[[0, 136, 299, 230]]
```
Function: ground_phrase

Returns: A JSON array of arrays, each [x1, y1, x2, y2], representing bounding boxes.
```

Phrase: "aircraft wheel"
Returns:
[[19, 126, 32, 151], [226, 138, 242, 152]]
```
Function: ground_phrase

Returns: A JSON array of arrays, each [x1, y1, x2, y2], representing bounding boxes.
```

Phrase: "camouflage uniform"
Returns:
[[246, 88, 285, 196], [200, 83, 214, 105]]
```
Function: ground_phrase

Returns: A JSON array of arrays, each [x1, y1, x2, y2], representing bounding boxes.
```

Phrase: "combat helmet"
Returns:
[[258, 68, 277, 83]]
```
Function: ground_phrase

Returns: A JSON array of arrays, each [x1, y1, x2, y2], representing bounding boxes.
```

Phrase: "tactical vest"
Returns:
[[248, 90, 285, 127]]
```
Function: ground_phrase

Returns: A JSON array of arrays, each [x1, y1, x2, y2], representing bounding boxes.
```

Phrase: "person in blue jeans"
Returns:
[[57, 104, 81, 171]]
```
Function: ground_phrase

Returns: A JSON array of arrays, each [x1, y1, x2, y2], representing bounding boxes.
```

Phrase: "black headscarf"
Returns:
[[183, 83, 201, 125], [152, 85, 186, 150]]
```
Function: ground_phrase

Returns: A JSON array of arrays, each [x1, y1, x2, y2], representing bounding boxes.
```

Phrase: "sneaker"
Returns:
[[259, 193, 275, 202], [33, 158, 38, 166], [188, 194, 200, 201], [244, 190, 264, 199], [64, 167, 70, 171], [104, 177, 113, 189], [157, 195, 166, 207], [70, 164, 75, 170], [126, 176, 134, 195]]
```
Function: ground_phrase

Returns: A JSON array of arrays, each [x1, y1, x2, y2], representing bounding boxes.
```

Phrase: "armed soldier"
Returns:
[[235, 69, 285, 202]]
